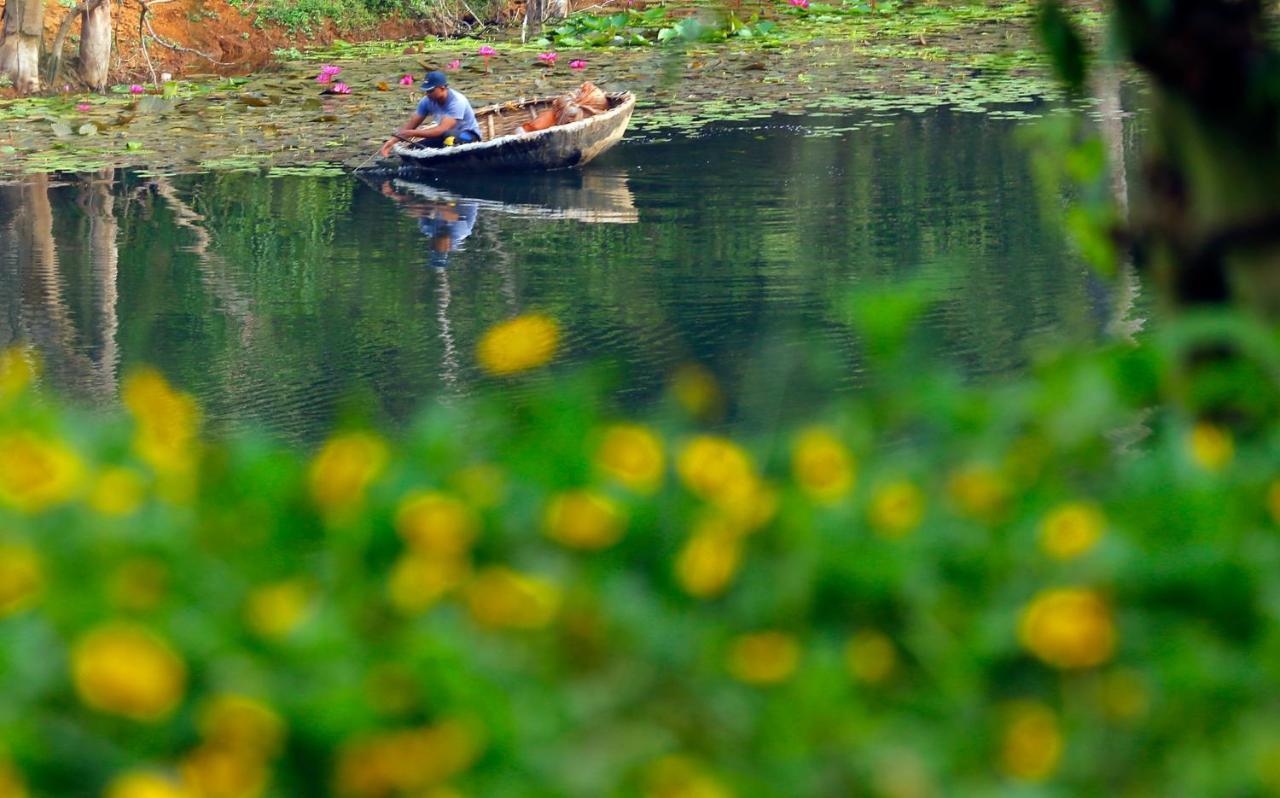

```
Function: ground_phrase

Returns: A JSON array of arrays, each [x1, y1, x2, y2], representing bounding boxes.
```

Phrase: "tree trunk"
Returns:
[[80, 0, 111, 92], [85, 170, 120, 398], [0, 0, 46, 93], [522, 0, 544, 42]]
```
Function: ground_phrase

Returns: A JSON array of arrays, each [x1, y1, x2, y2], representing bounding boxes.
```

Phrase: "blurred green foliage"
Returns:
[[2, 293, 1278, 796]]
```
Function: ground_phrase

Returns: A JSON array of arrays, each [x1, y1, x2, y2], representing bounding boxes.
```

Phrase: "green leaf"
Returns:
[[1037, 0, 1088, 92], [125, 141, 143, 151]]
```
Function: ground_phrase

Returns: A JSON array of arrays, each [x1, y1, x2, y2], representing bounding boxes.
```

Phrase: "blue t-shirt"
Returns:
[[416, 88, 481, 141]]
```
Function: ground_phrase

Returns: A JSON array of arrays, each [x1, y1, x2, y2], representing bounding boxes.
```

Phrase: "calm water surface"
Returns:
[[0, 106, 1138, 440]]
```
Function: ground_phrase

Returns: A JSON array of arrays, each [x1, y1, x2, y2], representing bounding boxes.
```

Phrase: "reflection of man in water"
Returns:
[[419, 201, 478, 269]]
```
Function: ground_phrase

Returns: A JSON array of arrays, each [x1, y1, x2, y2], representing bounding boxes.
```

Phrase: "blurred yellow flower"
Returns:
[[72, 623, 186, 721], [726, 631, 800, 686], [335, 720, 481, 796], [308, 432, 387, 513], [105, 772, 192, 798], [90, 467, 148, 517], [1018, 587, 1115, 669], [543, 490, 626, 550], [669, 363, 724, 422], [109, 558, 170, 612], [998, 701, 1062, 782], [1099, 668, 1148, 722], [0, 432, 83, 513], [395, 492, 477, 556], [1188, 422, 1233, 472], [475, 314, 559, 376], [244, 580, 312, 640], [388, 554, 468, 615], [844, 630, 898, 684], [677, 436, 755, 504], [946, 464, 1007, 520], [452, 463, 505, 508], [464, 567, 560, 630], [180, 743, 268, 798], [644, 755, 733, 798], [596, 424, 665, 493], [122, 370, 201, 475], [868, 481, 925, 539], [0, 347, 36, 401], [715, 479, 778, 534], [674, 517, 743, 599], [1269, 479, 1280, 526], [1039, 502, 1104, 560], [199, 695, 286, 757], [0, 751, 28, 798], [0, 543, 42, 618], [791, 427, 856, 503]]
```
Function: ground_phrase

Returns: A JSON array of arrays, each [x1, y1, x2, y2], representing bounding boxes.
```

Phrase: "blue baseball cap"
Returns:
[[420, 71, 448, 91]]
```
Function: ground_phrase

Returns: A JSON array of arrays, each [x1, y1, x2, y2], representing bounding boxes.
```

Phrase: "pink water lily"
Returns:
[[316, 73, 332, 83], [129, 84, 144, 94], [320, 64, 341, 75], [330, 82, 351, 94], [478, 45, 496, 57], [447, 59, 461, 70], [76, 103, 92, 111], [569, 59, 587, 70], [399, 74, 414, 85], [537, 51, 558, 65], [789, 0, 810, 7]]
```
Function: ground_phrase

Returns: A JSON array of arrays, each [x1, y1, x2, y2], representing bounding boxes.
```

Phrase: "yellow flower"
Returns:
[[72, 623, 186, 721], [946, 464, 1007, 520], [452, 464, 505, 508], [199, 695, 286, 757], [596, 424, 665, 493], [1188, 422, 1233, 472], [122, 370, 201, 475], [180, 744, 268, 798], [464, 567, 560, 630], [674, 517, 743, 599], [543, 490, 626, 550], [1098, 668, 1148, 722], [669, 363, 725, 422], [90, 467, 148, 516], [1039, 502, 1105, 560], [998, 701, 1062, 782], [109, 558, 170, 612], [1269, 479, 1280, 526], [308, 432, 387, 513], [868, 481, 925, 538], [395, 492, 477, 556], [1018, 587, 1115, 669], [644, 756, 734, 798], [676, 436, 755, 504], [475, 314, 559, 376], [0, 347, 36, 401], [335, 720, 481, 796], [0, 432, 83, 513], [791, 427, 855, 503], [0, 543, 42, 618], [715, 479, 778, 534], [105, 772, 192, 798], [0, 752, 28, 798], [726, 631, 800, 686], [388, 554, 468, 615], [844, 630, 898, 684], [244, 580, 312, 640]]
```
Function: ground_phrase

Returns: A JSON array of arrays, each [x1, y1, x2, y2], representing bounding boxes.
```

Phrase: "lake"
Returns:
[[0, 105, 1140, 441]]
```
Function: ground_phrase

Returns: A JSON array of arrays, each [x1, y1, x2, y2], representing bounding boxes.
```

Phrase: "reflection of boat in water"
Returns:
[[390, 169, 638, 225], [394, 93, 635, 172]]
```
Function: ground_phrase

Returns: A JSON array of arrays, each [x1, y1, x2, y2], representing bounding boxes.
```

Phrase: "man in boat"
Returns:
[[381, 71, 483, 157]]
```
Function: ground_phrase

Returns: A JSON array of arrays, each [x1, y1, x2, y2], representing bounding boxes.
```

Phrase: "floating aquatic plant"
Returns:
[[570, 59, 587, 70]]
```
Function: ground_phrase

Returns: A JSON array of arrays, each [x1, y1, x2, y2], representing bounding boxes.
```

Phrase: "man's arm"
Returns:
[[399, 115, 457, 139], [381, 112, 428, 156]]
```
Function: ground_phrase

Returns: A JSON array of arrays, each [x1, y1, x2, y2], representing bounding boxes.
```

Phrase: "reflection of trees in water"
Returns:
[[0, 172, 119, 401]]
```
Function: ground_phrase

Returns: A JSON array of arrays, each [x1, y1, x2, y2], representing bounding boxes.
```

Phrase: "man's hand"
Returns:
[[380, 137, 399, 157]]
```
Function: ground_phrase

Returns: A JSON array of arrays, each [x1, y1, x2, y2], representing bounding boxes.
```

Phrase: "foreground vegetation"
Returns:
[[2, 295, 1279, 796]]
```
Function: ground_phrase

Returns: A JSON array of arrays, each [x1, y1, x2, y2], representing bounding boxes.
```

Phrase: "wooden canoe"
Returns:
[[394, 91, 635, 172]]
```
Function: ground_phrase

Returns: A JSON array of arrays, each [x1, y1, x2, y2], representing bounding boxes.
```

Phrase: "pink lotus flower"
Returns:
[[76, 103, 92, 111], [320, 64, 341, 76], [569, 59, 587, 70], [447, 59, 461, 70], [316, 73, 331, 83], [537, 51, 558, 65], [399, 74, 414, 85], [330, 82, 351, 94], [789, 0, 809, 7], [129, 84, 144, 94], [477, 45, 496, 57]]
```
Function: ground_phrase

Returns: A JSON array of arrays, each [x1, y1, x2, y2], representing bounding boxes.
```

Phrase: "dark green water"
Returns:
[[0, 107, 1137, 440]]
